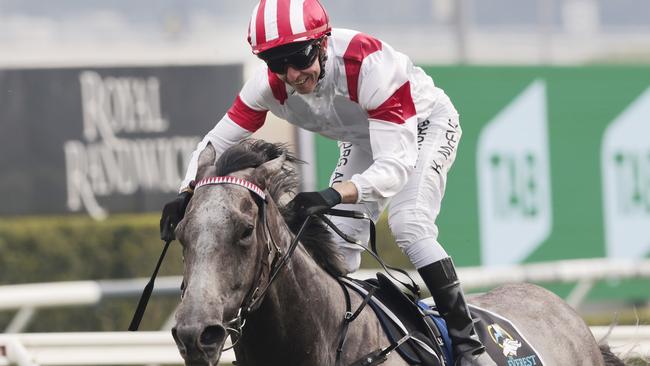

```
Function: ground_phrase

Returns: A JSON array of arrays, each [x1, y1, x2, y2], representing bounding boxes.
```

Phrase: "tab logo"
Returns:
[[602, 87, 650, 259], [477, 80, 553, 266]]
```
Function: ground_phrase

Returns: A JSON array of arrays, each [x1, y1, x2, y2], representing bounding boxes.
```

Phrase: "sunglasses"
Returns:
[[263, 42, 321, 74]]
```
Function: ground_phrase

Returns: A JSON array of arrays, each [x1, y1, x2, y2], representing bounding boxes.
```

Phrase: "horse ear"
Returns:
[[253, 154, 286, 189], [196, 143, 217, 180]]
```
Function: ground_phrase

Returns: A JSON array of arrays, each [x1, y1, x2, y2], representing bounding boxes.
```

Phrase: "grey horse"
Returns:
[[172, 139, 623, 366]]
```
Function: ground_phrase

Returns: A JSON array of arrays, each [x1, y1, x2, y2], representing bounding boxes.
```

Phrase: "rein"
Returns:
[[129, 175, 422, 365]]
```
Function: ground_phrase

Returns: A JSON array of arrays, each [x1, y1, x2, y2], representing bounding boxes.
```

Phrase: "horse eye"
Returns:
[[241, 224, 254, 239]]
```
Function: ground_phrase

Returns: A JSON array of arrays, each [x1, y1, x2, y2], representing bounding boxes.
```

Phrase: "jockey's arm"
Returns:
[[332, 181, 359, 204]]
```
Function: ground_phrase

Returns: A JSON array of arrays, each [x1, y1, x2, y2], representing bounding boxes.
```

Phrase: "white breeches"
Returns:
[[327, 94, 461, 273]]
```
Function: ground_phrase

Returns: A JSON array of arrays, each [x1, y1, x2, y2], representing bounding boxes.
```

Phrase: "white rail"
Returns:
[[0, 328, 647, 366], [2, 258, 649, 310], [0, 277, 182, 311], [1, 259, 650, 333], [0, 332, 233, 365]]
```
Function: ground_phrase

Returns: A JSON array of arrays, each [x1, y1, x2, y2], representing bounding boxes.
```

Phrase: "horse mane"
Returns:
[[214, 139, 347, 277]]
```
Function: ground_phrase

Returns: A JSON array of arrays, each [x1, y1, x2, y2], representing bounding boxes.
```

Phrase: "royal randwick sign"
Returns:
[[64, 71, 199, 219], [0, 65, 242, 219]]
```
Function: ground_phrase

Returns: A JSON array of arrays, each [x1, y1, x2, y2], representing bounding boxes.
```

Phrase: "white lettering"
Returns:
[[66, 71, 199, 219], [79, 71, 169, 143], [64, 140, 108, 220], [64, 137, 199, 220]]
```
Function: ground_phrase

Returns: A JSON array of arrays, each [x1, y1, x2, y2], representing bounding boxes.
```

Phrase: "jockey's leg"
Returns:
[[326, 142, 387, 273], [387, 95, 459, 270], [389, 96, 495, 366], [418, 258, 496, 366]]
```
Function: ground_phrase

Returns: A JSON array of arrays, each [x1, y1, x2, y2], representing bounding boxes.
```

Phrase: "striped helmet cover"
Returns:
[[247, 0, 331, 54]]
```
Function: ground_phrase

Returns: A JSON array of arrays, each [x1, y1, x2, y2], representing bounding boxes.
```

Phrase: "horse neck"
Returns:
[[240, 220, 344, 364], [268, 245, 343, 317]]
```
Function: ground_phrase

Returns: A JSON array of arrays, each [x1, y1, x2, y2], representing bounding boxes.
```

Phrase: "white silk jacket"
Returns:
[[181, 28, 445, 203]]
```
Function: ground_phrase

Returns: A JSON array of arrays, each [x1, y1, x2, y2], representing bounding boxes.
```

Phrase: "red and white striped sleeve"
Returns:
[[227, 64, 279, 132], [343, 32, 419, 203]]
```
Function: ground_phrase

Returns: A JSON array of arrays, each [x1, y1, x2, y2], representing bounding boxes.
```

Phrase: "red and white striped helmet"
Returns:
[[247, 0, 331, 55]]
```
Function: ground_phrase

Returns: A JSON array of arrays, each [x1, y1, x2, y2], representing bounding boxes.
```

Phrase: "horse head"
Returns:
[[171, 140, 293, 366]]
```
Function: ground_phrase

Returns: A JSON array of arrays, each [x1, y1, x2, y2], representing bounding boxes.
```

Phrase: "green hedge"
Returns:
[[0, 214, 184, 332], [0, 213, 408, 332]]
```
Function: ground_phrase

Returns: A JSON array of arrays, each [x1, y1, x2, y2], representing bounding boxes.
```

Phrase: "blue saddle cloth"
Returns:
[[417, 300, 454, 365]]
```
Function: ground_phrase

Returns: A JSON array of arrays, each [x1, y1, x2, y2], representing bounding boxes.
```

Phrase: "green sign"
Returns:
[[314, 66, 650, 272]]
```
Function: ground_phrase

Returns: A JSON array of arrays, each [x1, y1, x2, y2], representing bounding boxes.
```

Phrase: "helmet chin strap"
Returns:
[[318, 54, 327, 80], [317, 36, 329, 80]]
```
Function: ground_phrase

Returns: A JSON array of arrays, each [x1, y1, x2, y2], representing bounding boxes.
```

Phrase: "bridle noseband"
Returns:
[[193, 175, 312, 351]]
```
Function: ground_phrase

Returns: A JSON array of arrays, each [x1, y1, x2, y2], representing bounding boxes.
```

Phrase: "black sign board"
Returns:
[[0, 64, 243, 218]]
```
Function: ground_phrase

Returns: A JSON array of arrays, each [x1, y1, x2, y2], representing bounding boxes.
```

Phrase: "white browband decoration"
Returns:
[[194, 176, 266, 201]]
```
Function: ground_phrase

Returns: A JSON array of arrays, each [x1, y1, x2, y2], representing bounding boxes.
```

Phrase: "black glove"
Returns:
[[160, 191, 192, 241], [290, 187, 342, 218]]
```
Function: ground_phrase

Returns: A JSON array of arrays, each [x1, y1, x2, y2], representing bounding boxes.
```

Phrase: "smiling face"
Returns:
[[277, 60, 321, 94], [262, 37, 328, 95]]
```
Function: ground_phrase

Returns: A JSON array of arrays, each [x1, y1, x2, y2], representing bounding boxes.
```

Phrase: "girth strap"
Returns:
[[335, 279, 377, 365]]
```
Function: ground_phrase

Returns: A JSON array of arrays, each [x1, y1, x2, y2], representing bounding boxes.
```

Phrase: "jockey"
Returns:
[[160, 1, 495, 365]]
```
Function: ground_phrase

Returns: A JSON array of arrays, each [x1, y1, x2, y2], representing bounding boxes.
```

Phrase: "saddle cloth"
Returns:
[[345, 274, 544, 366], [421, 298, 545, 366]]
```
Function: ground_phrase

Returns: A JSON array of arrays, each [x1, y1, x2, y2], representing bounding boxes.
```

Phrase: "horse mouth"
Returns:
[[181, 356, 222, 366], [172, 324, 228, 366], [178, 348, 224, 366]]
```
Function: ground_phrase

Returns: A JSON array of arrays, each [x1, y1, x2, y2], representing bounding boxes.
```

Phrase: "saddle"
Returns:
[[344, 273, 544, 366], [342, 273, 451, 366]]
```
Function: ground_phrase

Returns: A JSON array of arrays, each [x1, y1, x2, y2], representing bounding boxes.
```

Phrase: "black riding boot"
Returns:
[[418, 257, 496, 366]]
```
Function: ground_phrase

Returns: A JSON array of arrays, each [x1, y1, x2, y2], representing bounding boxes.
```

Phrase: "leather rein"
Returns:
[[130, 175, 421, 365]]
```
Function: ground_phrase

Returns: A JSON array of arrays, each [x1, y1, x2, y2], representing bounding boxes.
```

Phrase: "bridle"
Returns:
[[192, 175, 314, 351], [129, 175, 423, 365], [192, 176, 422, 362]]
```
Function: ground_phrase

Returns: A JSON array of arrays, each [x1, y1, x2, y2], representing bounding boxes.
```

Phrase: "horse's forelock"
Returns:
[[214, 140, 278, 175], [213, 139, 347, 277]]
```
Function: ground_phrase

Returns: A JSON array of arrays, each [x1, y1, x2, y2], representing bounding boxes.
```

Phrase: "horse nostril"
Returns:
[[172, 327, 187, 357], [200, 325, 227, 347]]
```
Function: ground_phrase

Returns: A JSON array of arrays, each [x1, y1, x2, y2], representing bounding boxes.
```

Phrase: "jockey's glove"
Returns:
[[160, 190, 192, 241], [290, 187, 342, 218]]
